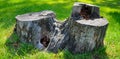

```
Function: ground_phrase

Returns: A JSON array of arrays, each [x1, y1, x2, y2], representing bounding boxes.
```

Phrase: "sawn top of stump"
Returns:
[[76, 18, 108, 26], [16, 11, 55, 21]]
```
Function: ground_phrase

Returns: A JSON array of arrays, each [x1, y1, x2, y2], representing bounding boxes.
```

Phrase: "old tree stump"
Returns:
[[15, 2, 108, 54]]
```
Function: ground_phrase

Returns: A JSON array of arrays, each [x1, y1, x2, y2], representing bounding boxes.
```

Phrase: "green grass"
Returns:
[[0, 0, 120, 59]]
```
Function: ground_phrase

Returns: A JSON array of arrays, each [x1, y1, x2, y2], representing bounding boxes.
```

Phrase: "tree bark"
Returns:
[[15, 2, 109, 54], [16, 11, 56, 50]]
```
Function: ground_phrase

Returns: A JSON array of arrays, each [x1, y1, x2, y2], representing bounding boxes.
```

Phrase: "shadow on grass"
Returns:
[[5, 32, 36, 57], [72, 0, 120, 9], [108, 11, 120, 24], [92, 0, 120, 9], [63, 46, 108, 59]]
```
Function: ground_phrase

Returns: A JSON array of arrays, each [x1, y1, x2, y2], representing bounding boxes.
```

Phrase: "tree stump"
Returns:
[[16, 11, 56, 50], [15, 2, 108, 54]]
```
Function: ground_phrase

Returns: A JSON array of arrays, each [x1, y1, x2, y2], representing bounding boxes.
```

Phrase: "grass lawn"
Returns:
[[0, 0, 120, 59]]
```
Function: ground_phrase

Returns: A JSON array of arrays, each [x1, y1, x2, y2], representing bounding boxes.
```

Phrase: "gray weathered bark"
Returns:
[[16, 11, 56, 50], [15, 2, 108, 54]]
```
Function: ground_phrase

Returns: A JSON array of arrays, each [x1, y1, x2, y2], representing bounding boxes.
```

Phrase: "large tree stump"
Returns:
[[15, 2, 108, 54], [16, 11, 56, 50]]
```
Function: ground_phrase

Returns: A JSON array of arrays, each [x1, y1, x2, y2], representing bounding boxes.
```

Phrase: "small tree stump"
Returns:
[[15, 2, 108, 54]]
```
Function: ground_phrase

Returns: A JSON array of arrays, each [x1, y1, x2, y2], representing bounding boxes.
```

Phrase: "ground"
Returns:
[[0, 0, 120, 59]]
